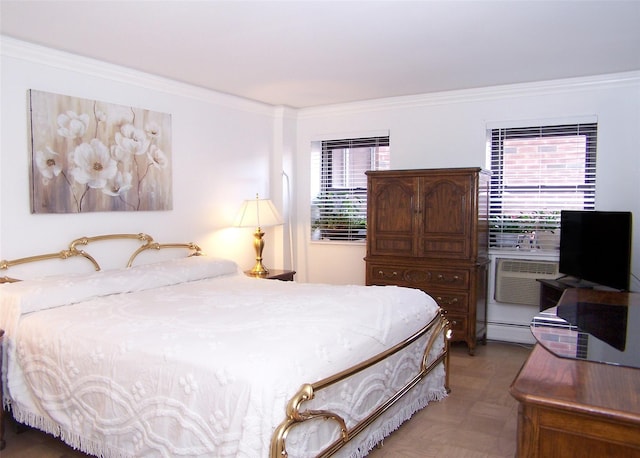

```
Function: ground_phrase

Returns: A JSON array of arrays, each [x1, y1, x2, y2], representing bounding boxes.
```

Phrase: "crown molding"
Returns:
[[297, 71, 640, 119], [0, 35, 275, 116], [3, 35, 638, 120]]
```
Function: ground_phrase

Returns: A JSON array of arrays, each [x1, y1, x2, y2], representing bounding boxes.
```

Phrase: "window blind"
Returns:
[[311, 136, 390, 241], [489, 123, 597, 249]]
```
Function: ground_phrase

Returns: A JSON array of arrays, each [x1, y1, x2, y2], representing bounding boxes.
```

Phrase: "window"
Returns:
[[489, 123, 597, 250], [311, 136, 390, 241]]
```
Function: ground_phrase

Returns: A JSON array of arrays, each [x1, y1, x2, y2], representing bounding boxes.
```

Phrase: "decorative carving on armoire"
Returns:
[[404, 270, 432, 283]]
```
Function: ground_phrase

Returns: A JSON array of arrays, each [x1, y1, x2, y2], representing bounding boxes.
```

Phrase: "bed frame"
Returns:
[[272, 312, 450, 457], [1, 233, 450, 457], [0, 233, 202, 284]]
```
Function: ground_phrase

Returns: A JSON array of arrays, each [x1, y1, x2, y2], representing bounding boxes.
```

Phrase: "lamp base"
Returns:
[[247, 262, 269, 276], [247, 227, 269, 276]]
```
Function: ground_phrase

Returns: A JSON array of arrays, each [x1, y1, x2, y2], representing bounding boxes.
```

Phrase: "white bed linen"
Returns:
[[0, 257, 444, 457]]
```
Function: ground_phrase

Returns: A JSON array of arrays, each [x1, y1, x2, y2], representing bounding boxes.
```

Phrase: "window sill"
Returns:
[[309, 239, 366, 246], [489, 247, 559, 260]]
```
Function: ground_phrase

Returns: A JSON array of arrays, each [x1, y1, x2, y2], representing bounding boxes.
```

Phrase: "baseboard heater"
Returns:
[[495, 259, 559, 306], [488, 321, 531, 330], [487, 321, 536, 344]]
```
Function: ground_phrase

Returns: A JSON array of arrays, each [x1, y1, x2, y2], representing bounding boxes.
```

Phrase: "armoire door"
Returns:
[[367, 175, 418, 257], [417, 174, 474, 259]]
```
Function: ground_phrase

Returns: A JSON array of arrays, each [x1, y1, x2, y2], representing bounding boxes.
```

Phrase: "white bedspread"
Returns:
[[0, 257, 443, 457]]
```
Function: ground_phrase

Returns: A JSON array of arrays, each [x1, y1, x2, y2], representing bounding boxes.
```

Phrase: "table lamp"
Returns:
[[233, 194, 283, 276]]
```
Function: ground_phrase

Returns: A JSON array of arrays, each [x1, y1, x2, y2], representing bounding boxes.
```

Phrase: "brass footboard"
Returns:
[[271, 309, 451, 458]]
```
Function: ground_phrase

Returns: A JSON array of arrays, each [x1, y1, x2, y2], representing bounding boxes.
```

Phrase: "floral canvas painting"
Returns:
[[28, 90, 172, 213]]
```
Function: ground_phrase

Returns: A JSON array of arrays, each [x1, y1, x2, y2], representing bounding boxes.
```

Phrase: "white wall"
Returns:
[[3, 37, 638, 343], [293, 72, 640, 341], [0, 37, 288, 272]]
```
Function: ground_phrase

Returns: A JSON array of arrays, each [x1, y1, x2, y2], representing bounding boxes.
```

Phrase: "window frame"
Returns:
[[310, 136, 389, 242], [489, 122, 598, 250]]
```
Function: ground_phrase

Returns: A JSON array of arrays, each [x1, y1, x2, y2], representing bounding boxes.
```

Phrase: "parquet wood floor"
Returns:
[[368, 340, 532, 457], [1, 341, 531, 458]]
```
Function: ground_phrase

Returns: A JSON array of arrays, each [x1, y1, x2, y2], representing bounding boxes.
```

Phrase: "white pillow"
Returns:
[[1, 256, 238, 314]]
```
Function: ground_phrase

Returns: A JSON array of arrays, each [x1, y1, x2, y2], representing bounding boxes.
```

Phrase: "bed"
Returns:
[[0, 233, 450, 457]]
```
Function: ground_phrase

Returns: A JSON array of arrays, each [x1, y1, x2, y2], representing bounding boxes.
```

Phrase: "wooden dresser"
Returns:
[[510, 290, 640, 457], [364, 168, 490, 354]]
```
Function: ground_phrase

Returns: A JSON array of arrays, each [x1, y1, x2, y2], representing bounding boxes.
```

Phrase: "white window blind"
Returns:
[[489, 123, 597, 250], [311, 136, 390, 241]]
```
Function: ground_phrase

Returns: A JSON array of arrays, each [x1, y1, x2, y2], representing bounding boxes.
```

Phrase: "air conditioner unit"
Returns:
[[495, 259, 559, 306]]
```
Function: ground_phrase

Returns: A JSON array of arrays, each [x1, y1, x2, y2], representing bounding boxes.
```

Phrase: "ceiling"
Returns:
[[1, 1, 639, 108]]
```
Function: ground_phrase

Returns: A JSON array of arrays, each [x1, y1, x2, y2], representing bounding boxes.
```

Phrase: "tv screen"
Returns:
[[559, 210, 632, 291]]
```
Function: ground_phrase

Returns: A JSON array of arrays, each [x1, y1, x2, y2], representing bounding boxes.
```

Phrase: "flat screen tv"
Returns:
[[559, 210, 633, 291]]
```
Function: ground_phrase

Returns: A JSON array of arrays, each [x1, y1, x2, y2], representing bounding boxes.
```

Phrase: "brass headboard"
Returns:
[[0, 233, 202, 283]]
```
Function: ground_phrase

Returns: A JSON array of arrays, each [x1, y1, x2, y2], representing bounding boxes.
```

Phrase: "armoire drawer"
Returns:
[[367, 264, 470, 290], [444, 313, 468, 341], [429, 290, 469, 314]]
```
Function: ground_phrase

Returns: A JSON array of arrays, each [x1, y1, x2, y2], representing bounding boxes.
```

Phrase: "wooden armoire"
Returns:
[[364, 167, 490, 354]]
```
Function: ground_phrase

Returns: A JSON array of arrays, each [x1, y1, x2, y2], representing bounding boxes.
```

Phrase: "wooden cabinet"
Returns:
[[511, 345, 640, 457], [365, 168, 490, 354], [511, 290, 640, 457]]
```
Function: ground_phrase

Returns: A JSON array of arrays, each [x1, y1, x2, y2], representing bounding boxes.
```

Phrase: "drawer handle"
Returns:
[[436, 274, 460, 283], [378, 270, 398, 279], [436, 296, 458, 305]]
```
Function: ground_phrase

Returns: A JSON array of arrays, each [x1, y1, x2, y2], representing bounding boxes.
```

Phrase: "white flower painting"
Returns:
[[29, 90, 172, 213]]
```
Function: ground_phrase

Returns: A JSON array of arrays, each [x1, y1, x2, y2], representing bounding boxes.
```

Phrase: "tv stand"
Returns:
[[538, 278, 624, 311], [556, 276, 594, 288], [537, 278, 591, 311]]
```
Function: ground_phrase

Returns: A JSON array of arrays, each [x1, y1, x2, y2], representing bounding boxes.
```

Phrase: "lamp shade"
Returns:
[[233, 194, 283, 229]]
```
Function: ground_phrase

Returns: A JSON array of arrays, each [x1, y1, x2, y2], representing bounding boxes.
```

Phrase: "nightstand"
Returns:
[[245, 269, 296, 281], [1, 328, 4, 450]]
